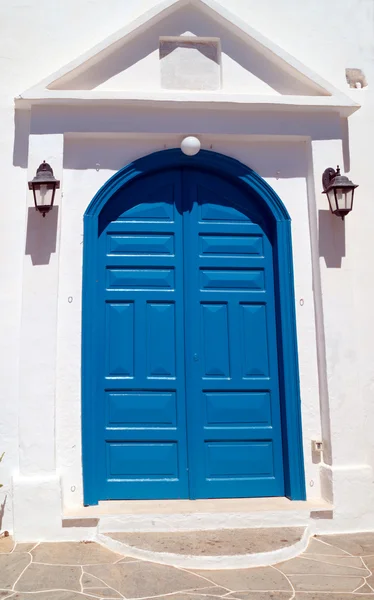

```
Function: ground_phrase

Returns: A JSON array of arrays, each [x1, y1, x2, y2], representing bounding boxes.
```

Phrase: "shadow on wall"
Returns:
[[0, 495, 6, 532], [319, 209, 345, 268], [25, 206, 59, 265], [13, 108, 30, 169]]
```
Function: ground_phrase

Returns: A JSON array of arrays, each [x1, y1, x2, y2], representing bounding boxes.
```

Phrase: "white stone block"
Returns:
[[160, 37, 221, 90]]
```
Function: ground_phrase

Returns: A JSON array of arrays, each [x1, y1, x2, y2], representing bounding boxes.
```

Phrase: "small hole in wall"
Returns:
[[159, 36, 221, 91]]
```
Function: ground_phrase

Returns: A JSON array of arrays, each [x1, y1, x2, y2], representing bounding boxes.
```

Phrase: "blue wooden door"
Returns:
[[91, 166, 284, 500], [183, 169, 284, 498], [96, 170, 189, 499]]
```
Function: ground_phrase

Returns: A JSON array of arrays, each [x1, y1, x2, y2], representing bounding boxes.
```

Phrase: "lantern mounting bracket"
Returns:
[[322, 166, 338, 192]]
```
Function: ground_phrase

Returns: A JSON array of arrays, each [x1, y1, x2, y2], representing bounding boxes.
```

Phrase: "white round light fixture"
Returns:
[[181, 136, 201, 156]]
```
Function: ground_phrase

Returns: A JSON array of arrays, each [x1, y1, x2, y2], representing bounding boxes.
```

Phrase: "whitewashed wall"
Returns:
[[1, 0, 374, 537]]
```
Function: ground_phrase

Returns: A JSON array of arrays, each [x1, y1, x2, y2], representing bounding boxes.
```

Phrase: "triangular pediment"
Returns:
[[19, 0, 359, 115]]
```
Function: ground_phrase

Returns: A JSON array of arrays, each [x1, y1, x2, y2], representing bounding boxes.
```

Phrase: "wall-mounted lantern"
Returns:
[[322, 166, 358, 220], [28, 161, 60, 218]]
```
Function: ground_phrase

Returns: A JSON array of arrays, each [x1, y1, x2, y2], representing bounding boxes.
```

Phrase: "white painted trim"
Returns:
[[16, 90, 359, 117], [17, 0, 359, 116], [96, 526, 313, 569]]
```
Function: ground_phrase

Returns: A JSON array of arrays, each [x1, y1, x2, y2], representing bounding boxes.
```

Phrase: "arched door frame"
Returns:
[[82, 149, 306, 505]]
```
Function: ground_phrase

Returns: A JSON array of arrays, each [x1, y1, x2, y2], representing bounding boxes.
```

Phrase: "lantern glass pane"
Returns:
[[337, 188, 354, 212], [335, 189, 344, 211], [34, 183, 54, 209], [347, 189, 354, 210], [327, 189, 337, 213]]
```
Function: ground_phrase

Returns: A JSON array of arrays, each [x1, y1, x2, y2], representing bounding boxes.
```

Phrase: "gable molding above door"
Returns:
[[16, 0, 359, 117]]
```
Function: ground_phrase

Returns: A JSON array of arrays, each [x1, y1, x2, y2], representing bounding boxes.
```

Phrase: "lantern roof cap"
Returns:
[[323, 165, 358, 194], [28, 161, 60, 189]]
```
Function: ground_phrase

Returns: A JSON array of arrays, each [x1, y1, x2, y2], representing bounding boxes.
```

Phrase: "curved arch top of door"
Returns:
[[82, 149, 306, 505]]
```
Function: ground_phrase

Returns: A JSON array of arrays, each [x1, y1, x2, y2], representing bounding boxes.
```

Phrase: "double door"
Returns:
[[94, 167, 285, 500]]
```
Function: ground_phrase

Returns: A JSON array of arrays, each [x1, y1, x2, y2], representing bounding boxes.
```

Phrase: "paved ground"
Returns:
[[2, 532, 374, 599]]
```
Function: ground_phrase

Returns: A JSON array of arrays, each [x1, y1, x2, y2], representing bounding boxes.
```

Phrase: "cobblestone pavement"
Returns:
[[2, 532, 374, 599]]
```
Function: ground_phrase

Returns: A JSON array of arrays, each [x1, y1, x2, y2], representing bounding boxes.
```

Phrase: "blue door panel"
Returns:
[[205, 441, 274, 476], [107, 392, 177, 426], [201, 303, 230, 377], [204, 392, 272, 426], [146, 303, 176, 377], [90, 166, 285, 500], [200, 234, 264, 256], [107, 268, 175, 290], [241, 303, 271, 377], [108, 442, 179, 477], [108, 234, 175, 255], [105, 303, 134, 376], [200, 199, 251, 222], [201, 269, 265, 290]]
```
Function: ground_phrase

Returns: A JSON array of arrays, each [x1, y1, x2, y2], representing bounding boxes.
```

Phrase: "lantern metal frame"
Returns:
[[322, 165, 358, 220], [28, 160, 60, 217]]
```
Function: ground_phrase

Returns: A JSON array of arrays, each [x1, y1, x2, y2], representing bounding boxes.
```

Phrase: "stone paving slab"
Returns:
[[277, 555, 369, 575], [17, 563, 81, 592], [85, 560, 210, 597], [192, 567, 291, 591], [317, 533, 374, 556], [0, 533, 374, 599], [295, 553, 365, 567], [10, 594, 97, 600], [12, 544, 36, 554], [289, 573, 366, 592], [294, 595, 374, 600], [0, 553, 30, 589], [304, 536, 353, 555], [108, 527, 304, 556], [31, 541, 122, 565], [225, 594, 292, 599]]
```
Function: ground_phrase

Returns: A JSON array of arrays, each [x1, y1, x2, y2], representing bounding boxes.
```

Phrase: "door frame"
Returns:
[[82, 149, 306, 505]]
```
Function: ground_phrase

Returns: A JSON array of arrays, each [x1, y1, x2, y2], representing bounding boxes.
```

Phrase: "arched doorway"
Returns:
[[82, 150, 305, 505]]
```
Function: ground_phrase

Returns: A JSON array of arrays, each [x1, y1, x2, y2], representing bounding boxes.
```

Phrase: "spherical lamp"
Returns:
[[181, 136, 201, 156]]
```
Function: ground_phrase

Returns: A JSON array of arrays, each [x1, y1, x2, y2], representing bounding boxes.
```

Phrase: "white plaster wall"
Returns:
[[1, 0, 374, 536]]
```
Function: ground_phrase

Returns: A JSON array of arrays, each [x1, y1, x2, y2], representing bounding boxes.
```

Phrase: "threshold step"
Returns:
[[64, 497, 332, 518], [62, 498, 332, 533], [107, 527, 305, 555], [97, 526, 311, 569]]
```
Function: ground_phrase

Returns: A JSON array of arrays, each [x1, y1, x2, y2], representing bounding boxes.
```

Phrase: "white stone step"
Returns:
[[97, 526, 312, 569], [62, 497, 333, 533]]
